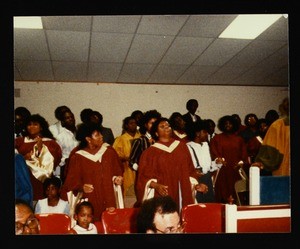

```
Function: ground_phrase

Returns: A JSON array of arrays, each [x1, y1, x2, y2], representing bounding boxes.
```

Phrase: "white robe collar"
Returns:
[[173, 130, 187, 139], [76, 143, 109, 162], [152, 140, 180, 153], [24, 137, 52, 143]]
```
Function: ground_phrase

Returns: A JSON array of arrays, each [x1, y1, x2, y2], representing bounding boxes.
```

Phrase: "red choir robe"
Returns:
[[210, 133, 249, 204], [247, 135, 263, 163], [15, 136, 62, 200], [61, 143, 123, 221], [136, 138, 198, 210]]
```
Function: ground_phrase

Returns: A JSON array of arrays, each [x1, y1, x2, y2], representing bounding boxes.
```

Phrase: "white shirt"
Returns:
[[50, 122, 79, 176], [72, 223, 98, 234], [189, 113, 197, 122], [35, 198, 70, 215], [55, 127, 79, 167], [186, 141, 222, 174], [49, 121, 63, 138]]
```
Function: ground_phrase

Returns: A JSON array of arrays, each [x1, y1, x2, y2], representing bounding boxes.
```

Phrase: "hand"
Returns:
[[24, 151, 33, 160], [251, 162, 264, 169], [35, 136, 43, 151], [83, 184, 94, 193], [151, 182, 168, 196], [215, 157, 224, 164], [106, 207, 116, 213], [195, 183, 209, 194], [195, 168, 204, 177], [114, 176, 123, 185]]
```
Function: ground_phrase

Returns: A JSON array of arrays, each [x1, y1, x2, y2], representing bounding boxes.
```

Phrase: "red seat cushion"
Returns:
[[35, 213, 71, 234], [101, 208, 140, 234], [181, 203, 225, 233]]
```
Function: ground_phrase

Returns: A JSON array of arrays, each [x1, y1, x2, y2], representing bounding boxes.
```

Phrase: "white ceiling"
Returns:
[[13, 15, 289, 86]]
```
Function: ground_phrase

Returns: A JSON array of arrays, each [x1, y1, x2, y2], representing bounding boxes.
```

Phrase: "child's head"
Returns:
[[74, 201, 94, 229], [43, 176, 62, 200]]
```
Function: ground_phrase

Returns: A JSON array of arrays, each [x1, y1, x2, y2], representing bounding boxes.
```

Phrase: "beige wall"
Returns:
[[14, 81, 288, 136]]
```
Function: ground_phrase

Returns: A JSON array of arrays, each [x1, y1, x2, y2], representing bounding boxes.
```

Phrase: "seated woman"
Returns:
[[35, 175, 69, 215], [15, 114, 62, 201]]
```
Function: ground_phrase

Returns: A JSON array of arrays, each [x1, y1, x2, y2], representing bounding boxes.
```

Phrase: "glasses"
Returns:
[[15, 217, 39, 235], [155, 222, 185, 234]]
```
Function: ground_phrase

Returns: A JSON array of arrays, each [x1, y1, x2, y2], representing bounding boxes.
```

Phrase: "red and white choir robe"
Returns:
[[136, 138, 199, 210], [61, 143, 124, 221], [15, 136, 62, 200]]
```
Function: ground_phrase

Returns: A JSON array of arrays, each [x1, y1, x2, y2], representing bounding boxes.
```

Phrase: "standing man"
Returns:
[[182, 99, 202, 135]]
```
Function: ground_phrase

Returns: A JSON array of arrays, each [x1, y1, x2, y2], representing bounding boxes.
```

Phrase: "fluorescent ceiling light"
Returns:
[[14, 16, 43, 29], [219, 14, 282, 39]]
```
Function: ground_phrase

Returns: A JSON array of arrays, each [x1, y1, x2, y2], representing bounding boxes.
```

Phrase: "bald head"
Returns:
[[15, 199, 39, 235]]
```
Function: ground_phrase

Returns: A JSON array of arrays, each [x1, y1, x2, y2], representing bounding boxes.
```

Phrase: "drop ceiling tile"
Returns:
[[194, 38, 251, 66], [234, 45, 289, 85], [257, 16, 288, 41], [178, 15, 237, 38], [177, 65, 219, 84], [13, 15, 289, 86], [137, 15, 188, 35], [126, 34, 174, 63], [262, 66, 289, 86], [92, 15, 141, 33], [88, 62, 122, 82], [15, 60, 54, 81], [147, 64, 188, 83], [118, 63, 156, 83], [225, 40, 287, 68], [53, 62, 87, 81], [204, 65, 248, 85], [263, 44, 289, 66], [42, 16, 92, 31], [90, 32, 134, 62], [47, 30, 90, 62], [14, 29, 50, 60], [161, 36, 213, 65], [233, 66, 269, 85]]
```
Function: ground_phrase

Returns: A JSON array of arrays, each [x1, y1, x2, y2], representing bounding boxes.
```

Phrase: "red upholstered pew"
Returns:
[[225, 204, 291, 233]]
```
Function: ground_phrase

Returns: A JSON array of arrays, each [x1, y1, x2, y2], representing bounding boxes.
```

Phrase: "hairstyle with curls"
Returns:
[[150, 117, 170, 141], [76, 122, 102, 149], [15, 106, 31, 120], [42, 175, 62, 195], [217, 115, 239, 133], [54, 106, 71, 121], [139, 109, 161, 135], [243, 113, 258, 127], [23, 114, 55, 139]]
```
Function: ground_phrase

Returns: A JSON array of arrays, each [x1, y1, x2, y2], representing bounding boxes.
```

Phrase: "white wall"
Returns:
[[14, 81, 288, 136]]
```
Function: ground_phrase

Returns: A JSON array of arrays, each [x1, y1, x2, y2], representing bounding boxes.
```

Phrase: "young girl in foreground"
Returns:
[[68, 201, 98, 234]]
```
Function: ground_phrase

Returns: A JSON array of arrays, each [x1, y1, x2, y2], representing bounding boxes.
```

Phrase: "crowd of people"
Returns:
[[14, 97, 290, 234]]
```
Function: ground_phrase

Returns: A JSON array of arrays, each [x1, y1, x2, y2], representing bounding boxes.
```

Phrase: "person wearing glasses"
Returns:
[[136, 195, 184, 234], [15, 199, 40, 235]]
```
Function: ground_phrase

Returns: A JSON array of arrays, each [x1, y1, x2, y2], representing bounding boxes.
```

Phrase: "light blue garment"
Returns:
[[15, 153, 33, 208]]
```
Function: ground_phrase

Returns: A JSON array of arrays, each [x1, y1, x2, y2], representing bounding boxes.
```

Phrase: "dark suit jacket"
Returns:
[[182, 112, 202, 132]]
